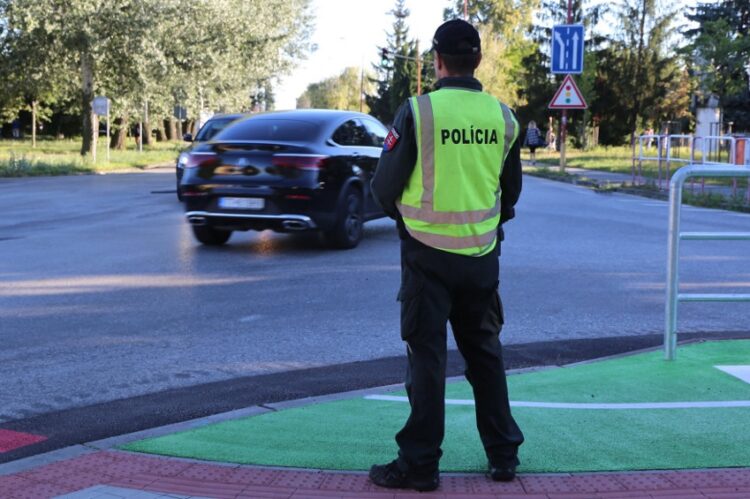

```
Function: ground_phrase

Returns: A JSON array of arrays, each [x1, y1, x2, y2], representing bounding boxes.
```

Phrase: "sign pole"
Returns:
[[560, 0, 573, 174]]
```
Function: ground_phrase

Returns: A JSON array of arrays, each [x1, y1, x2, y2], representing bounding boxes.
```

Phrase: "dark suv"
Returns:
[[180, 109, 389, 249]]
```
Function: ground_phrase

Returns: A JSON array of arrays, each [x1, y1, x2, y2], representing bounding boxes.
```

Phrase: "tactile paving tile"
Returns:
[[469, 476, 526, 494], [570, 473, 628, 492], [435, 475, 474, 494], [143, 476, 245, 498], [237, 483, 298, 498], [701, 491, 750, 499], [0, 429, 47, 452], [664, 470, 733, 488], [69, 453, 161, 478], [44, 470, 116, 491], [319, 471, 374, 491], [611, 472, 679, 491], [106, 475, 160, 491], [707, 470, 750, 487], [177, 463, 241, 482], [132, 459, 194, 478], [18, 460, 85, 482], [269, 469, 325, 489], [0, 475, 35, 496], [6, 481, 72, 499], [227, 466, 282, 486], [520, 474, 579, 493]]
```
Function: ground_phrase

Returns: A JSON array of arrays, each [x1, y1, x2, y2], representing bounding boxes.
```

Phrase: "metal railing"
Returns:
[[664, 163, 750, 360], [690, 135, 737, 165], [636, 134, 664, 185], [638, 134, 749, 195]]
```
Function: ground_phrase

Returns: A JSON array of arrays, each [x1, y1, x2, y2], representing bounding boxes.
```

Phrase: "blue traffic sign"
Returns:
[[551, 24, 584, 74]]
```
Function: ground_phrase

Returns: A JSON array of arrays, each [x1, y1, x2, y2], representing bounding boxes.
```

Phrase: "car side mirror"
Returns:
[[183, 133, 193, 142]]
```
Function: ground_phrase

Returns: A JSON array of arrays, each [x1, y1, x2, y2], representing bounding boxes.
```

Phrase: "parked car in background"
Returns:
[[180, 109, 388, 249], [175, 113, 248, 201]]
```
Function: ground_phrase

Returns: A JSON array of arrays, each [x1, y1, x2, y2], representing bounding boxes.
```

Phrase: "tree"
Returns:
[[685, 0, 750, 131], [444, 0, 540, 111], [0, 0, 76, 145], [297, 67, 372, 112], [444, 0, 539, 41], [0, 0, 314, 154], [366, 0, 418, 125], [585, 0, 685, 145]]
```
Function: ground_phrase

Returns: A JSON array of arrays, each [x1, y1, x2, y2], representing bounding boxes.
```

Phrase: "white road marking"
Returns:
[[364, 395, 750, 410], [716, 365, 750, 385]]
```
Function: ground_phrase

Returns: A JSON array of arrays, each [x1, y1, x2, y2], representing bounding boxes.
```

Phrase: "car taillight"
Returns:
[[185, 152, 220, 169], [272, 154, 328, 171]]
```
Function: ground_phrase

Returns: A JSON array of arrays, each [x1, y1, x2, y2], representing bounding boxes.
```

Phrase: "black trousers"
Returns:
[[395, 238, 524, 474]]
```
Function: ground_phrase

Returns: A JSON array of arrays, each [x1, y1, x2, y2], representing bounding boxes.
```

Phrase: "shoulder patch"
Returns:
[[383, 127, 400, 152]]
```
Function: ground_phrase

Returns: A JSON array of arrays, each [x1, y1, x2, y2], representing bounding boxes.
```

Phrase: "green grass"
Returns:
[[527, 145, 750, 203], [122, 340, 750, 473], [0, 138, 182, 177]]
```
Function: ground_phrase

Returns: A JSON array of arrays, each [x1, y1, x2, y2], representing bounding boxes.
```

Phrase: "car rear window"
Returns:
[[215, 119, 319, 142], [194, 117, 237, 142]]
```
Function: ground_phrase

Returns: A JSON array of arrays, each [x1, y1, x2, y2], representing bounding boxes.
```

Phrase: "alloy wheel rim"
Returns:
[[345, 196, 362, 240]]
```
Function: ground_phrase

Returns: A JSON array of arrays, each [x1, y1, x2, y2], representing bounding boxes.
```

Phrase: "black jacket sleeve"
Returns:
[[500, 122, 522, 225], [370, 102, 416, 220]]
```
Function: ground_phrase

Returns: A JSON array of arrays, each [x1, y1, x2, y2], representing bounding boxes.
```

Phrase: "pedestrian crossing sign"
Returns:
[[549, 75, 587, 109]]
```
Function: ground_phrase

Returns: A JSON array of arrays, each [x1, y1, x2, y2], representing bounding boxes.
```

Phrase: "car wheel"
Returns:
[[176, 182, 184, 202], [325, 187, 364, 249], [192, 225, 232, 246]]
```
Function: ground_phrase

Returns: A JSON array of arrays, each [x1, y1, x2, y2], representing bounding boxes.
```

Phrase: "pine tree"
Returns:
[[366, 0, 417, 125], [684, 0, 750, 131]]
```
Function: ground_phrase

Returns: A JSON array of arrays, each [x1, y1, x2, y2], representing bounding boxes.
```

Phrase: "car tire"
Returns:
[[176, 183, 184, 202], [192, 225, 232, 246], [325, 187, 364, 249]]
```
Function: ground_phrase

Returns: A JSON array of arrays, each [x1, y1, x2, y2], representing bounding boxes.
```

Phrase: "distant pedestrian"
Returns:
[[645, 127, 654, 148], [546, 128, 556, 152], [11, 119, 21, 139], [523, 121, 543, 165], [132, 124, 141, 146]]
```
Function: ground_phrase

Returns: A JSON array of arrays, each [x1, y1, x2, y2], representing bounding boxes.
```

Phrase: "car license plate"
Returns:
[[218, 197, 265, 210]]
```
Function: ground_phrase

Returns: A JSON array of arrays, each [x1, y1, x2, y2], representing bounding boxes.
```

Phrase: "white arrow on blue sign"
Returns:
[[551, 24, 584, 74]]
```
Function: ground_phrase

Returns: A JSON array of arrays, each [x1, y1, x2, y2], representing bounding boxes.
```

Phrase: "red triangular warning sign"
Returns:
[[549, 75, 587, 109]]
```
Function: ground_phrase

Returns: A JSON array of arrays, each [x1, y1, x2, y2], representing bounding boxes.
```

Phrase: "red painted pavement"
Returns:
[[0, 430, 47, 453], [0, 451, 749, 498]]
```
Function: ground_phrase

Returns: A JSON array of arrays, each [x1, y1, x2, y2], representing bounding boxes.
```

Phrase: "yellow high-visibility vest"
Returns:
[[397, 88, 519, 256]]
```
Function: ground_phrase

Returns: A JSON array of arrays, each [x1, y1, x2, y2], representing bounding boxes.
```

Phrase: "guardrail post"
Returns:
[[664, 163, 750, 360], [665, 169, 684, 360]]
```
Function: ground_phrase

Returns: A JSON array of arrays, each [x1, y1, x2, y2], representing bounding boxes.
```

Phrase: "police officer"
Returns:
[[368, 19, 524, 492]]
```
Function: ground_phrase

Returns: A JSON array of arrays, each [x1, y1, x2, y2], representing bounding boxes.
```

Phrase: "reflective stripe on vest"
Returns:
[[396, 90, 518, 256]]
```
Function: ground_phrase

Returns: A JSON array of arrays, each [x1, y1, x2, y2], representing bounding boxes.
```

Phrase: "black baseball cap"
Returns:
[[431, 19, 481, 55]]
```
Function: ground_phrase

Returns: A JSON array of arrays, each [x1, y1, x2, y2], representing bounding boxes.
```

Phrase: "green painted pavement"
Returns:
[[122, 340, 750, 473]]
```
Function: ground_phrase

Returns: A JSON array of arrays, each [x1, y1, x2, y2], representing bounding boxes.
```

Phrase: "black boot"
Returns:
[[369, 460, 439, 492]]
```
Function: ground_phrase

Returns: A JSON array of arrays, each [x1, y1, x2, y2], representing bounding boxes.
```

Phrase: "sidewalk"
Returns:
[[3, 449, 750, 498], [2, 340, 750, 498]]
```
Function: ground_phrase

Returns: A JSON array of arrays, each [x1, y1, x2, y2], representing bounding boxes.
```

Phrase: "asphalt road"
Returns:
[[1, 169, 749, 426]]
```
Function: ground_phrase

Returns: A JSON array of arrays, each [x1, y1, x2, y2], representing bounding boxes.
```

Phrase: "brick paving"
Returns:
[[0, 450, 748, 498]]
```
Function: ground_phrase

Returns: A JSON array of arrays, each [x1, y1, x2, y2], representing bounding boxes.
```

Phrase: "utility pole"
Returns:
[[464, 0, 468, 20], [383, 48, 424, 96]]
